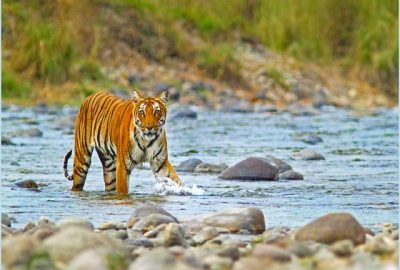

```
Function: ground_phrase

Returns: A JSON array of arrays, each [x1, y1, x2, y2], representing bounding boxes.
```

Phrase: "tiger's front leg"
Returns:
[[150, 156, 183, 186], [116, 155, 129, 194]]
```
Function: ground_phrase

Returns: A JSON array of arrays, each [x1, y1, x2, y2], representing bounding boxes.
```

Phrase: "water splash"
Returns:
[[154, 177, 205, 195]]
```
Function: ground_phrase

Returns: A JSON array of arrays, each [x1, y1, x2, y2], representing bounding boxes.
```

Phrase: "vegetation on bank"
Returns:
[[2, 0, 398, 104]]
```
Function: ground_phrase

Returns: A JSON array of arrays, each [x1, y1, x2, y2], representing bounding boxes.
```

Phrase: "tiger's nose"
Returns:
[[143, 128, 156, 134]]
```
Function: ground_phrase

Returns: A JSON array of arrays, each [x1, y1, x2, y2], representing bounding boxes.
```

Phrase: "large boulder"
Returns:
[[295, 213, 366, 245], [194, 207, 265, 234], [218, 157, 279, 181], [41, 227, 127, 265], [127, 202, 178, 228]]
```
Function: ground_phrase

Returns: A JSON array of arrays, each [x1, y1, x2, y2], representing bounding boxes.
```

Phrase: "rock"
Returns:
[[41, 227, 126, 265], [299, 134, 323, 145], [176, 158, 203, 172], [287, 104, 319, 116], [127, 202, 178, 228], [252, 244, 292, 262], [217, 246, 240, 261], [294, 150, 325, 160], [57, 217, 94, 230], [98, 221, 126, 230], [365, 235, 396, 255], [1, 136, 15, 145], [2, 213, 11, 227], [143, 223, 167, 238], [33, 103, 48, 113], [228, 100, 254, 113], [203, 255, 233, 269], [196, 207, 265, 234], [253, 104, 278, 113], [132, 214, 177, 233], [2, 235, 38, 269], [288, 241, 319, 258], [15, 179, 38, 189], [194, 162, 228, 174], [11, 127, 43, 137], [163, 223, 186, 247], [170, 108, 197, 119], [295, 213, 366, 245], [31, 226, 58, 241], [129, 247, 195, 270], [66, 249, 109, 270], [264, 156, 292, 173], [263, 227, 290, 244], [233, 257, 271, 270], [279, 170, 304, 180], [103, 229, 128, 240], [53, 115, 75, 131], [218, 157, 279, 181], [126, 238, 154, 248], [192, 226, 219, 245], [2, 224, 14, 238], [330, 239, 354, 257]]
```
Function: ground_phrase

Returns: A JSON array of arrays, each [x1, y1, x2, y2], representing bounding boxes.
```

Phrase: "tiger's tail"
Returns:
[[63, 150, 73, 181]]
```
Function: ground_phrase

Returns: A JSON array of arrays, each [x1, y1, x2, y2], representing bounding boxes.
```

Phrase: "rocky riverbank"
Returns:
[[2, 203, 398, 270]]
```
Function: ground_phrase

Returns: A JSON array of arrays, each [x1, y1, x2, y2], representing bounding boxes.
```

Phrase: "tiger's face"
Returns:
[[132, 90, 168, 138]]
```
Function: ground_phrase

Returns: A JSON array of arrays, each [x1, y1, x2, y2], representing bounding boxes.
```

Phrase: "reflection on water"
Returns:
[[1, 105, 398, 228]]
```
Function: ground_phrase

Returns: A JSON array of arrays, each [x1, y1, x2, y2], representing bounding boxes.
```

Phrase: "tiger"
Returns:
[[63, 90, 183, 194]]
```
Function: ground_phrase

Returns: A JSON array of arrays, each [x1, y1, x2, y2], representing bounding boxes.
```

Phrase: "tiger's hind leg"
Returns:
[[71, 145, 94, 191], [96, 148, 117, 191]]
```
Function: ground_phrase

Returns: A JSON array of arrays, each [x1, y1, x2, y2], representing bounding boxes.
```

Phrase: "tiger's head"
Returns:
[[131, 90, 168, 138]]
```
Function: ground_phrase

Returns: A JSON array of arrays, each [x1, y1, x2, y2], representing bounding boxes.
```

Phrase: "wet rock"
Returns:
[[294, 149, 325, 160], [132, 214, 177, 233], [195, 207, 265, 234], [218, 157, 279, 181], [2, 213, 11, 227], [98, 221, 126, 230], [194, 162, 228, 174], [331, 239, 354, 257], [57, 217, 94, 230], [1, 136, 15, 145], [170, 108, 197, 119], [264, 156, 292, 173], [163, 223, 186, 247], [11, 127, 43, 137], [2, 234, 38, 269], [127, 202, 178, 228], [279, 170, 304, 180], [295, 213, 366, 245], [129, 247, 195, 270], [15, 179, 38, 189], [176, 158, 203, 172], [41, 226, 126, 265], [252, 244, 292, 262], [11, 161, 20, 166]]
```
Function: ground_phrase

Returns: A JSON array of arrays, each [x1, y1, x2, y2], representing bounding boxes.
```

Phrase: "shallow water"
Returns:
[[1, 105, 398, 230]]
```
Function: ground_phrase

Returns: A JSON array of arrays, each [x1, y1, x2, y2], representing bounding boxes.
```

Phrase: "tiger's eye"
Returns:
[[135, 119, 141, 126]]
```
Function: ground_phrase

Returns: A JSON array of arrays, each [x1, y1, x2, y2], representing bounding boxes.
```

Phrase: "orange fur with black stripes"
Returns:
[[63, 90, 183, 194]]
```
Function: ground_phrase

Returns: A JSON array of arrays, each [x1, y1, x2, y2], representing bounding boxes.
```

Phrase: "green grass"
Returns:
[[2, 70, 31, 99], [2, 0, 398, 102]]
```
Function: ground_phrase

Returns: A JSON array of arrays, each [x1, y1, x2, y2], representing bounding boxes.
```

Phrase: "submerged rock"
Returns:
[[1, 136, 15, 145], [15, 179, 38, 189], [176, 158, 203, 172], [299, 134, 323, 145], [194, 162, 228, 174], [11, 128, 43, 138], [194, 207, 265, 234], [294, 149, 325, 160], [218, 157, 279, 181], [295, 213, 366, 245]]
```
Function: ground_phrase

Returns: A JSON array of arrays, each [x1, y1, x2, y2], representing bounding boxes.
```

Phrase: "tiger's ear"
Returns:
[[158, 90, 168, 104], [131, 90, 142, 102]]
